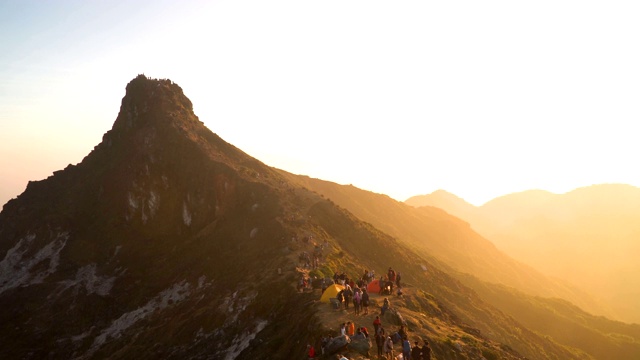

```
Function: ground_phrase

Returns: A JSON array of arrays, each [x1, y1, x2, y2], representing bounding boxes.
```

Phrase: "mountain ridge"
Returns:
[[1, 75, 638, 359], [405, 184, 640, 323]]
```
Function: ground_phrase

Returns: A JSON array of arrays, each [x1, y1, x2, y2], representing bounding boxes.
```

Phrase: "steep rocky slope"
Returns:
[[0, 75, 618, 359], [0, 76, 325, 359]]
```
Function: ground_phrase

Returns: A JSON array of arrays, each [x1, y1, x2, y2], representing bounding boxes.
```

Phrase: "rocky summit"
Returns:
[[0, 75, 323, 359], [2, 75, 638, 360]]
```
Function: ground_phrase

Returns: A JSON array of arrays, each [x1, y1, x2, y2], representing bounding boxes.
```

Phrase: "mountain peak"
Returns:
[[405, 189, 475, 210], [110, 75, 196, 134]]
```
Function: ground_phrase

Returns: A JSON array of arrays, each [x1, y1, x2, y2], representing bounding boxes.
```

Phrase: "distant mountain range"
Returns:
[[406, 185, 640, 324], [1, 75, 640, 359]]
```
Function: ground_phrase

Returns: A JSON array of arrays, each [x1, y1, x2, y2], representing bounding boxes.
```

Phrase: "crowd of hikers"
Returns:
[[305, 265, 432, 359], [309, 316, 432, 360], [327, 267, 404, 305]]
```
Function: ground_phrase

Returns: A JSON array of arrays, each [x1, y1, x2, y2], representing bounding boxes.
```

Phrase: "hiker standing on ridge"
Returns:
[[375, 331, 384, 357], [373, 315, 381, 335], [344, 285, 353, 310], [422, 340, 432, 360], [411, 340, 422, 360], [353, 287, 362, 316], [402, 336, 411, 360], [387, 267, 396, 283], [361, 288, 370, 315], [381, 297, 390, 316], [384, 336, 394, 360], [363, 269, 370, 283], [307, 344, 315, 360], [398, 325, 408, 340]]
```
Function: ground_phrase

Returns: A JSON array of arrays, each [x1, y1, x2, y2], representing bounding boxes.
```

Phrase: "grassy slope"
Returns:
[[278, 173, 640, 359], [458, 274, 640, 360], [284, 174, 601, 313], [304, 200, 586, 359]]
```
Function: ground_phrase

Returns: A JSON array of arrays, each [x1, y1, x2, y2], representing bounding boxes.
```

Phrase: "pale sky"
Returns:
[[1, 0, 640, 207]]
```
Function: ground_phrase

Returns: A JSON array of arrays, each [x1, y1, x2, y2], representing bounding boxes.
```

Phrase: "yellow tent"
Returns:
[[320, 284, 345, 303]]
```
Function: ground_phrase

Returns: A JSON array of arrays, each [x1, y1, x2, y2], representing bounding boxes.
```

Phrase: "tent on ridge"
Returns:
[[320, 284, 345, 303], [367, 279, 382, 294]]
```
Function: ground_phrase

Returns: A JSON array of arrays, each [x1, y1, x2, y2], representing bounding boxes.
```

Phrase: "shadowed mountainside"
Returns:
[[406, 186, 640, 323], [0, 75, 598, 359]]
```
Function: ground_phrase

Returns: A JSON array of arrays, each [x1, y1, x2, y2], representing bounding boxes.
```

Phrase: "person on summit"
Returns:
[[347, 321, 355, 337], [387, 267, 396, 283], [307, 344, 316, 360], [384, 336, 394, 360], [402, 336, 411, 360], [375, 331, 384, 357], [373, 315, 382, 335], [381, 297, 390, 316], [421, 340, 432, 360], [337, 289, 345, 308], [361, 288, 370, 315], [411, 340, 422, 360], [344, 285, 353, 310], [398, 325, 408, 340], [353, 286, 362, 316]]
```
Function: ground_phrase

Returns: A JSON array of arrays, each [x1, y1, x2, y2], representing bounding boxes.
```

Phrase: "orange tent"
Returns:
[[367, 279, 382, 294]]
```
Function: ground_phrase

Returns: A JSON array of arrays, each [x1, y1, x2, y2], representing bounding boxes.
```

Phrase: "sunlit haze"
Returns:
[[2, 0, 640, 207]]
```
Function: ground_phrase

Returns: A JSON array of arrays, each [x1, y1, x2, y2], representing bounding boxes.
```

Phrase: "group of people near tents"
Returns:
[[320, 267, 404, 310], [315, 316, 431, 360], [315, 266, 432, 359]]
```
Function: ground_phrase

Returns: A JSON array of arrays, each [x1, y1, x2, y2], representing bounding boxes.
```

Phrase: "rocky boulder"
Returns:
[[325, 335, 351, 355]]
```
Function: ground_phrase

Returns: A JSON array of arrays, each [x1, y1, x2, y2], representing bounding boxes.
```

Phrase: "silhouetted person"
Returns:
[[422, 340, 432, 360]]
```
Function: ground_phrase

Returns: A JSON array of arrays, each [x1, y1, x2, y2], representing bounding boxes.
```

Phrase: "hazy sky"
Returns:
[[2, 0, 639, 207]]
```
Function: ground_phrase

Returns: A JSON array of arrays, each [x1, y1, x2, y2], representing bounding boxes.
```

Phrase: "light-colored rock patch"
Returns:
[[183, 202, 192, 226], [0, 232, 68, 295], [56, 264, 117, 297], [224, 320, 268, 360], [88, 281, 191, 351]]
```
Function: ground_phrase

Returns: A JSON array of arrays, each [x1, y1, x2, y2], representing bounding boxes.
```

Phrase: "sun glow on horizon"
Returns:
[[2, 0, 640, 208]]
